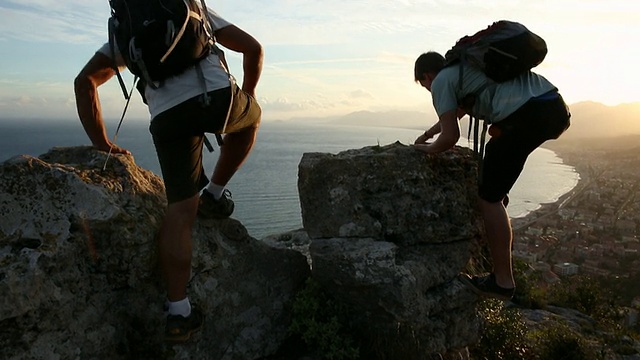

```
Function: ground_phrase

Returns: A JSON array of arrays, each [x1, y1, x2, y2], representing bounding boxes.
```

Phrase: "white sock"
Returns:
[[206, 182, 225, 200], [167, 297, 191, 317]]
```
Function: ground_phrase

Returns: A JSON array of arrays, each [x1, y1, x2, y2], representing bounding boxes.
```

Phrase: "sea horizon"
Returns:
[[0, 118, 580, 239]]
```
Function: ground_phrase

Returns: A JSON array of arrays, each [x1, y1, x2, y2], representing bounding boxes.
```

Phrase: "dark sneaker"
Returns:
[[459, 273, 515, 301], [165, 308, 204, 344], [198, 189, 234, 219]]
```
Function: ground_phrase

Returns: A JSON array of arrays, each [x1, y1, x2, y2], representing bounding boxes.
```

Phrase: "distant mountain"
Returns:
[[562, 101, 640, 139], [326, 102, 640, 140], [329, 110, 437, 130], [299, 101, 640, 143]]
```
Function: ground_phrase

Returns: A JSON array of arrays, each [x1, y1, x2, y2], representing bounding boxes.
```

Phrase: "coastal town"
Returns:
[[510, 138, 640, 323]]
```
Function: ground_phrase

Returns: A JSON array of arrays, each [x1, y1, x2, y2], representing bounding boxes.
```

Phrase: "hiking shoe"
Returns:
[[198, 189, 234, 219], [459, 273, 515, 301], [165, 308, 204, 344]]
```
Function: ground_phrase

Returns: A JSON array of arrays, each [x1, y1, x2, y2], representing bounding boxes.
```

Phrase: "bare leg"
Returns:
[[478, 197, 515, 289], [211, 125, 259, 186], [158, 194, 199, 301]]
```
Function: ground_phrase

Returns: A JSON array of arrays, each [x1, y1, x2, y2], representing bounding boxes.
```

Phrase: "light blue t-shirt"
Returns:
[[431, 64, 556, 123]]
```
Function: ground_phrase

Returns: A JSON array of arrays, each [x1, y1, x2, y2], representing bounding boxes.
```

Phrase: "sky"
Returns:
[[0, 0, 639, 122]]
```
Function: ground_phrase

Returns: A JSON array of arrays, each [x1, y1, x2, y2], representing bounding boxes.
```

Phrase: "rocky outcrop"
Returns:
[[298, 142, 483, 358], [1, 141, 486, 359], [0, 147, 310, 360]]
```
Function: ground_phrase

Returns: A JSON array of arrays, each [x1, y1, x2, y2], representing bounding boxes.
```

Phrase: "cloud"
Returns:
[[16, 95, 33, 106], [348, 89, 374, 100], [259, 97, 336, 112], [1, 0, 638, 120], [0, 1, 108, 43]]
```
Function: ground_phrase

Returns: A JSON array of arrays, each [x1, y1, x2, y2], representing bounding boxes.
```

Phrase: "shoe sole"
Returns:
[[198, 192, 233, 219], [458, 275, 513, 301], [165, 321, 204, 344], [164, 320, 204, 344]]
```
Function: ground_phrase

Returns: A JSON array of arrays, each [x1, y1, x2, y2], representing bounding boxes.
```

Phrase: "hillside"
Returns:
[[323, 101, 640, 141], [561, 101, 640, 139]]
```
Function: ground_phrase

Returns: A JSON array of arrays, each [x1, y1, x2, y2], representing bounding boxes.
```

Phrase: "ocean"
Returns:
[[0, 118, 580, 239]]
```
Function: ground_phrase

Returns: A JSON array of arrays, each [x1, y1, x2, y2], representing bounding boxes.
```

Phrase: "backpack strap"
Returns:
[[196, 0, 235, 148], [477, 120, 488, 186], [193, 62, 218, 152], [102, 75, 139, 170], [108, 17, 131, 100], [201, 0, 237, 148], [127, 38, 161, 90], [456, 59, 492, 182]]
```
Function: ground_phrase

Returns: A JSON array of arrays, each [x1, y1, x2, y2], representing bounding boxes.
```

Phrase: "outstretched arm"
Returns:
[[414, 106, 467, 144], [414, 109, 460, 154], [214, 25, 263, 98], [74, 52, 130, 154], [414, 122, 442, 144]]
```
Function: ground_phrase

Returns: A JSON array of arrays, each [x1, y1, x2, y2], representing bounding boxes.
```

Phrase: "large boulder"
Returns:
[[0, 147, 310, 360], [298, 142, 483, 358]]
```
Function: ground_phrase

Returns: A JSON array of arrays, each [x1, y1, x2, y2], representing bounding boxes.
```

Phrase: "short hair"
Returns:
[[414, 51, 445, 81]]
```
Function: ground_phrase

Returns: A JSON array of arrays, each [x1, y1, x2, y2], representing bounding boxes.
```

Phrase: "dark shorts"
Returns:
[[149, 83, 261, 204], [478, 91, 571, 203]]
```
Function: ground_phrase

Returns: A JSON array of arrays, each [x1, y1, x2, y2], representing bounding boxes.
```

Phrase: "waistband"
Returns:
[[531, 88, 559, 101]]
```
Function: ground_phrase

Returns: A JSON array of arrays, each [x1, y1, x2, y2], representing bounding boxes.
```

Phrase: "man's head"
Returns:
[[414, 51, 445, 91]]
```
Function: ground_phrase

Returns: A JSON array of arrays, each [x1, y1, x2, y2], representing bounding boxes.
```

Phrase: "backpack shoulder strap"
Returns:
[[108, 17, 131, 100]]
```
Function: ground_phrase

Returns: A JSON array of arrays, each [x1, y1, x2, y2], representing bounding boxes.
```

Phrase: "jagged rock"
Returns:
[[519, 305, 598, 332], [262, 228, 312, 266], [298, 142, 480, 244], [298, 142, 483, 357], [0, 147, 310, 360], [519, 305, 640, 358]]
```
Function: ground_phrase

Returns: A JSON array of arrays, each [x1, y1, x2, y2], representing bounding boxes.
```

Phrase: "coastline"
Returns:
[[510, 145, 583, 230]]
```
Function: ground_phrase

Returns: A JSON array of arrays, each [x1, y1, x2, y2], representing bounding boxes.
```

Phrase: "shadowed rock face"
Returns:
[[298, 142, 483, 357], [0, 147, 309, 360], [298, 142, 480, 244]]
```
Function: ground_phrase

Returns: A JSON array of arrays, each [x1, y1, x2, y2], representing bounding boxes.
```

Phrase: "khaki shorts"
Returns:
[[149, 84, 261, 203]]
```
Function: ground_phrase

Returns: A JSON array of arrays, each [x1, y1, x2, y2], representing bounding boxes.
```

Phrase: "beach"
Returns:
[[511, 145, 584, 231]]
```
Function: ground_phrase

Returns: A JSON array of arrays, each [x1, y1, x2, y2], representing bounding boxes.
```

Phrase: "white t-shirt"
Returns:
[[431, 64, 556, 123], [98, 9, 233, 119]]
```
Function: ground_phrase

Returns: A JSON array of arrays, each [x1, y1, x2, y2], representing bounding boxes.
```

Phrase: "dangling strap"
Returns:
[[472, 115, 479, 155], [129, 38, 159, 89], [200, 0, 233, 147], [194, 62, 220, 151], [103, 76, 139, 170], [108, 17, 130, 99], [456, 55, 492, 183], [477, 120, 488, 185]]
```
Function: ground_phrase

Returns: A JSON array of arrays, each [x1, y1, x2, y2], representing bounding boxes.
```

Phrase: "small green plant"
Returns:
[[512, 259, 547, 309], [530, 323, 596, 360], [470, 298, 532, 360], [547, 275, 619, 321], [289, 278, 360, 360]]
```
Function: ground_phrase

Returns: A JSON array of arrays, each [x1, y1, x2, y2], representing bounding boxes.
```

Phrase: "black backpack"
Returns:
[[103, 0, 224, 160], [443, 21, 547, 177], [444, 20, 547, 83], [108, 0, 213, 87]]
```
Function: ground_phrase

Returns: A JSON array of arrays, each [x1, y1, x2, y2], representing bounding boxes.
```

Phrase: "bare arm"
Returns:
[[414, 109, 460, 154], [414, 122, 442, 144], [414, 106, 467, 145], [214, 25, 263, 97], [74, 52, 130, 154]]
